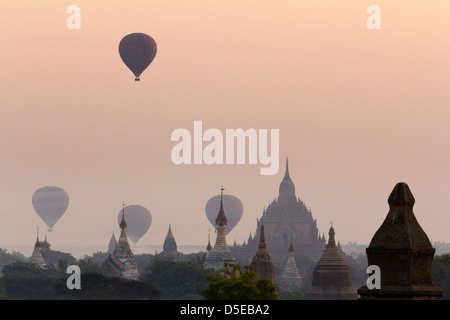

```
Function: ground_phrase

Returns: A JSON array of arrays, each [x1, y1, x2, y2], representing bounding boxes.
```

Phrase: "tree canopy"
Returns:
[[202, 263, 277, 300]]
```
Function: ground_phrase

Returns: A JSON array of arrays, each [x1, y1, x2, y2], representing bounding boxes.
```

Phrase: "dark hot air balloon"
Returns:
[[119, 33, 157, 81], [117, 205, 152, 244], [32, 186, 69, 232], [205, 194, 243, 235]]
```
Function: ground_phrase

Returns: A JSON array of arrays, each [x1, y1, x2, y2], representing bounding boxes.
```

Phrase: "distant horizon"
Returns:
[[6, 238, 450, 261]]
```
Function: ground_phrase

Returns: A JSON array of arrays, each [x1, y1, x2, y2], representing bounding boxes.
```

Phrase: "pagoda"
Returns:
[[279, 239, 302, 291], [251, 223, 274, 283], [29, 227, 46, 268], [103, 203, 139, 280], [158, 224, 184, 262], [204, 187, 236, 270], [231, 158, 325, 270], [107, 231, 117, 254], [305, 225, 358, 300], [358, 182, 443, 300]]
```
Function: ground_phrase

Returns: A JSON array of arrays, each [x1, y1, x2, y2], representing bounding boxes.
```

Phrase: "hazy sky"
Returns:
[[0, 1, 449, 257]]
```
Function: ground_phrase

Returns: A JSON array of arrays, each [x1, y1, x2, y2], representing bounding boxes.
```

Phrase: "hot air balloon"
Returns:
[[119, 33, 157, 81], [32, 186, 69, 232], [117, 205, 152, 244], [205, 194, 243, 235]]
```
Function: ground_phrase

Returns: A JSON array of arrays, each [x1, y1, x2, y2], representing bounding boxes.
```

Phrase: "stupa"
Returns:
[[357, 182, 443, 299], [204, 187, 236, 270], [305, 225, 358, 300], [251, 223, 274, 283]]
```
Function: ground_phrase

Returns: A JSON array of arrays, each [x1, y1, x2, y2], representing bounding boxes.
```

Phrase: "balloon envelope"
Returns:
[[205, 194, 243, 235], [118, 205, 152, 244], [32, 186, 69, 232], [119, 33, 157, 81]]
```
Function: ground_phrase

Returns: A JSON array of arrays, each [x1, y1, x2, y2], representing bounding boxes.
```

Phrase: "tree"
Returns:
[[140, 259, 212, 299], [202, 263, 277, 300], [433, 254, 450, 300], [54, 273, 161, 300], [2, 261, 60, 299]]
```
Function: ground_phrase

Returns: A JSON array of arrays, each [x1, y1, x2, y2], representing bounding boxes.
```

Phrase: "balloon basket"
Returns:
[[135, 77, 140, 81]]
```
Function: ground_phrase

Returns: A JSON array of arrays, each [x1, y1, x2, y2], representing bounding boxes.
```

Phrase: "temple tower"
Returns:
[[204, 187, 236, 270], [108, 231, 117, 254], [251, 223, 275, 283], [305, 225, 358, 300], [30, 227, 46, 268], [231, 158, 325, 270], [103, 203, 139, 280], [358, 182, 443, 300], [206, 231, 212, 253], [159, 224, 184, 262], [279, 239, 302, 291]]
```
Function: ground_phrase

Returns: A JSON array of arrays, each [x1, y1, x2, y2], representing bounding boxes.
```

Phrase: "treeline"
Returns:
[[0, 250, 212, 300], [0, 246, 449, 300]]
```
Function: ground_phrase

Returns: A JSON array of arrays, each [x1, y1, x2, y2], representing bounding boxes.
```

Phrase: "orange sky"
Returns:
[[0, 1, 449, 257]]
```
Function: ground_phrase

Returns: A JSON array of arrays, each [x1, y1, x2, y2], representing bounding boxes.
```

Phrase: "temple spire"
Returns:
[[204, 186, 236, 270], [35, 226, 40, 247], [280, 238, 302, 291], [279, 157, 295, 198], [215, 186, 228, 227], [251, 222, 274, 282], [285, 157, 290, 176], [120, 201, 127, 230], [30, 226, 46, 268]]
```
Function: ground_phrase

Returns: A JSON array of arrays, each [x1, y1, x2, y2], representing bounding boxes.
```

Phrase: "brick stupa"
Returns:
[[358, 182, 443, 300], [305, 225, 358, 300], [251, 223, 275, 283]]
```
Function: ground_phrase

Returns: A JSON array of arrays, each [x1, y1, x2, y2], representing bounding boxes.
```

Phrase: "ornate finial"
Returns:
[[120, 201, 127, 229], [328, 224, 336, 245], [35, 226, 41, 247], [286, 157, 289, 175], [215, 186, 228, 227]]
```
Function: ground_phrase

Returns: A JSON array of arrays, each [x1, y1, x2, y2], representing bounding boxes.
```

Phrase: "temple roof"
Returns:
[[279, 158, 295, 198], [163, 224, 177, 252], [369, 182, 433, 250], [315, 226, 347, 268]]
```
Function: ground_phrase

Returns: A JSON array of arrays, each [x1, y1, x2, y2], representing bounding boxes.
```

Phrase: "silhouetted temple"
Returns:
[[206, 231, 212, 253], [204, 187, 236, 270], [108, 231, 117, 254], [158, 224, 184, 262], [231, 158, 326, 273], [358, 182, 443, 300], [279, 240, 302, 291], [30, 228, 46, 268], [251, 223, 274, 283], [305, 225, 358, 300], [103, 205, 139, 280]]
